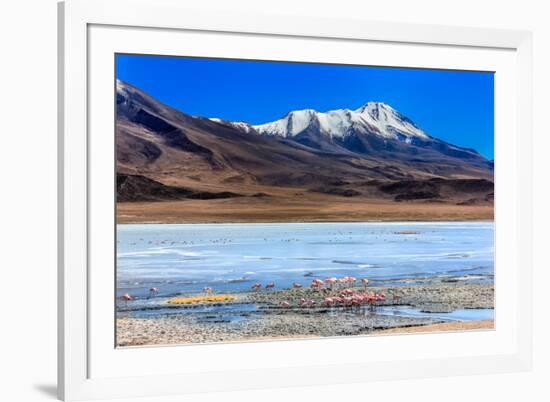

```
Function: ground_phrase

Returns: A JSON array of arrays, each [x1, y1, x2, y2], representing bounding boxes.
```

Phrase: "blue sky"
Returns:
[[116, 54, 494, 159]]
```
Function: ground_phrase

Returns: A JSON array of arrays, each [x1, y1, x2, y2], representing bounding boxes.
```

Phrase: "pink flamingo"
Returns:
[[121, 293, 133, 306], [310, 279, 324, 290], [203, 287, 213, 295], [251, 283, 262, 290], [361, 278, 369, 288], [324, 297, 335, 306], [375, 293, 386, 303], [265, 283, 275, 290], [148, 287, 159, 298], [351, 296, 362, 308], [341, 288, 355, 296], [292, 282, 303, 289], [367, 294, 376, 310], [343, 296, 353, 307], [324, 277, 338, 289], [337, 277, 348, 288], [280, 301, 291, 308]]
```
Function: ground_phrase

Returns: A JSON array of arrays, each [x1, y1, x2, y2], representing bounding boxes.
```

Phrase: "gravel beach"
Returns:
[[116, 282, 494, 347]]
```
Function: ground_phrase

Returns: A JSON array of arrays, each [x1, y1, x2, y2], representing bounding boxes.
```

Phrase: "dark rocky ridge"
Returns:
[[117, 174, 242, 202]]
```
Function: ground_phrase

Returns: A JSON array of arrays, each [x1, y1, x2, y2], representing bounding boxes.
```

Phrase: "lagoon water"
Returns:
[[117, 222, 494, 300]]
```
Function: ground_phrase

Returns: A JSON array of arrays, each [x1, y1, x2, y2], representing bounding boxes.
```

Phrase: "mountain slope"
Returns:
[[246, 102, 489, 166], [116, 80, 493, 205]]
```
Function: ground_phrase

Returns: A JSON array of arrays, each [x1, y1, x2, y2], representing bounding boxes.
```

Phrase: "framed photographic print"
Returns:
[[58, 0, 533, 400], [114, 55, 498, 347]]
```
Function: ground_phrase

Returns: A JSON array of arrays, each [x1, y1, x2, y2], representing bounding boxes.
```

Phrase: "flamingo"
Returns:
[[341, 288, 355, 296], [324, 297, 335, 306], [367, 294, 377, 310], [343, 296, 353, 307], [292, 282, 303, 289], [375, 293, 386, 302], [251, 283, 262, 290], [361, 278, 369, 288], [337, 277, 348, 288], [148, 287, 159, 298], [121, 293, 133, 306], [310, 279, 324, 290], [280, 301, 291, 308], [324, 277, 338, 289], [203, 287, 213, 295], [265, 283, 275, 290]]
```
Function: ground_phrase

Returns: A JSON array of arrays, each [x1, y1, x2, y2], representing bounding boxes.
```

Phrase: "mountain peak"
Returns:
[[251, 102, 430, 142], [355, 102, 400, 120], [356, 101, 394, 112], [286, 108, 317, 116]]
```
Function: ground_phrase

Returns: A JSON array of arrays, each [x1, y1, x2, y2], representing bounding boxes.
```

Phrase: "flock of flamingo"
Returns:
[[119, 276, 401, 311], [288, 288, 394, 310], [265, 276, 401, 310]]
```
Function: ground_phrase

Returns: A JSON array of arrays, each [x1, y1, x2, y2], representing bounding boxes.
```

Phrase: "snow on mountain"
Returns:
[[116, 79, 132, 99], [252, 102, 430, 143], [209, 118, 256, 134]]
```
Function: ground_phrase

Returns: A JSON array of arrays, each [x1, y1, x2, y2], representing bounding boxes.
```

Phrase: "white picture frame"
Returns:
[[58, 0, 533, 400]]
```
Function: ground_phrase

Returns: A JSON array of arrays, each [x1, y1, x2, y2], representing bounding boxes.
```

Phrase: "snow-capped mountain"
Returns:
[[252, 102, 430, 143], [208, 118, 256, 134], [117, 80, 493, 206], [212, 101, 484, 162]]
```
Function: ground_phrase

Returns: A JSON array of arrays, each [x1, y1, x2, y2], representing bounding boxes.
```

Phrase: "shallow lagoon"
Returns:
[[117, 222, 494, 299]]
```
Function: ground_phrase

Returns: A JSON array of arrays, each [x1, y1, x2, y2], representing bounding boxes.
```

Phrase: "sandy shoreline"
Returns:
[[117, 282, 494, 347], [378, 319, 494, 334], [117, 198, 493, 224]]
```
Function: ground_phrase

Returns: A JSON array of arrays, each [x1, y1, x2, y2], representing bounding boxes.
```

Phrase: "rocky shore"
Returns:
[[116, 282, 494, 347]]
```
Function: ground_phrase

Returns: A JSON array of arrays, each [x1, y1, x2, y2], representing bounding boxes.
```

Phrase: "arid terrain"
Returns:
[[117, 195, 493, 223], [115, 80, 494, 224]]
